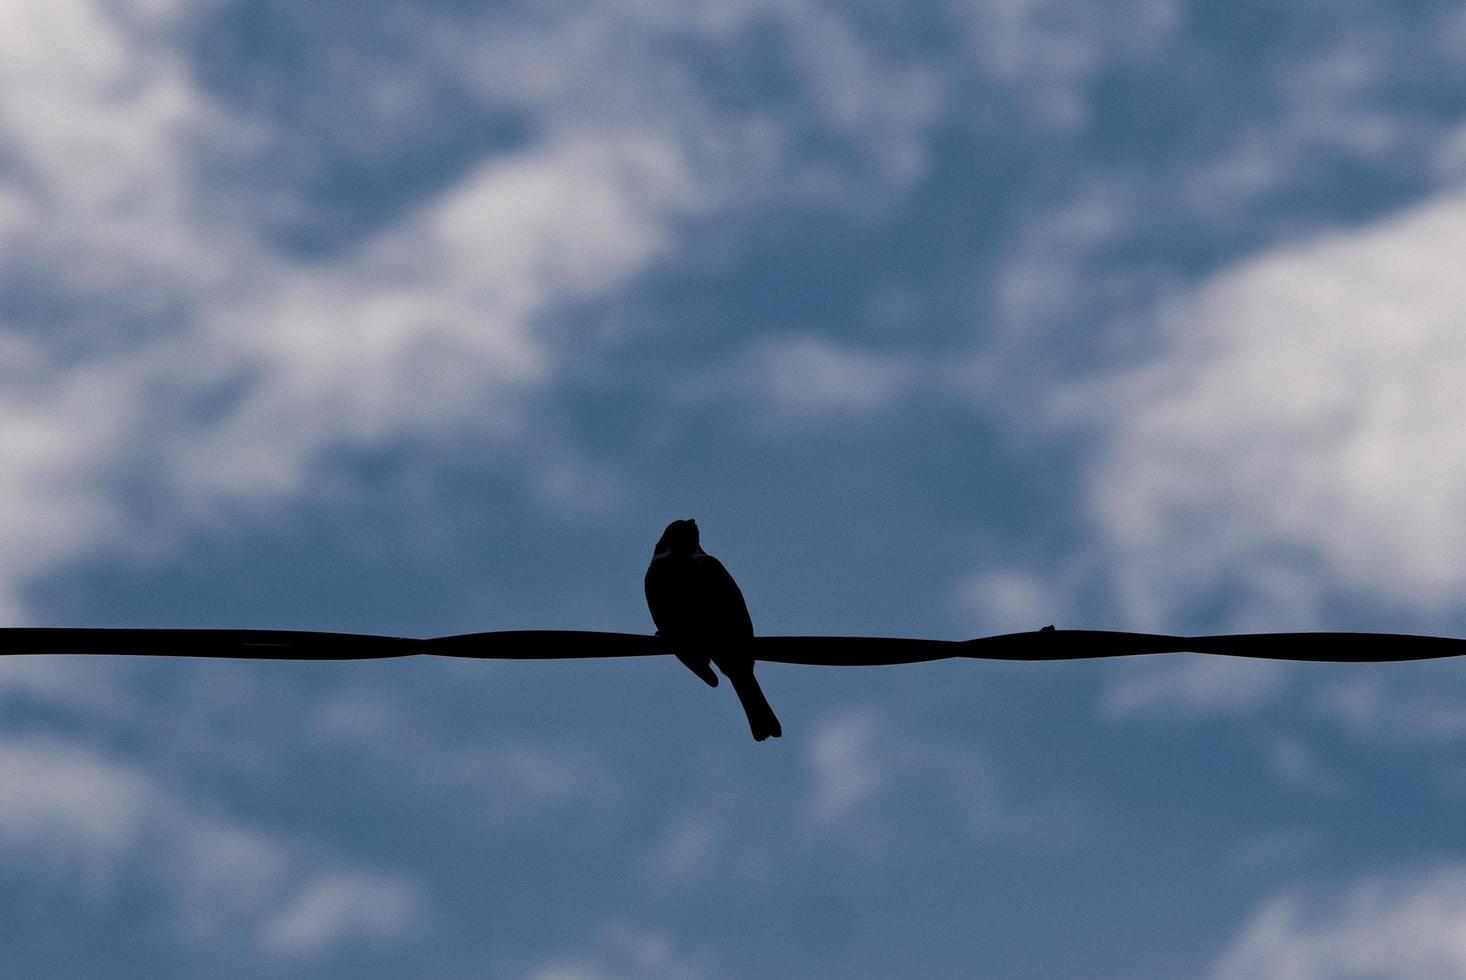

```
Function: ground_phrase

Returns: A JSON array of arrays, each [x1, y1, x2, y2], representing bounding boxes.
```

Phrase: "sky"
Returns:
[[4, 0, 1466, 976]]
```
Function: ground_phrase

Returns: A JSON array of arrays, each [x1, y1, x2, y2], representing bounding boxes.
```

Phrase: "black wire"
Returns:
[[2, 628, 1464, 664]]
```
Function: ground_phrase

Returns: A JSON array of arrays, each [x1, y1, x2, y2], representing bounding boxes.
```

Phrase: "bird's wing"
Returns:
[[644, 561, 675, 634], [692, 555, 754, 638]]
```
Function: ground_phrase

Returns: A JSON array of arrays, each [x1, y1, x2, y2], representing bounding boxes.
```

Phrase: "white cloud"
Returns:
[[716, 335, 927, 425], [775, 3, 945, 191], [0, 0, 224, 287], [986, 177, 1156, 370], [177, 131, 689, 507], [525, 922, 714, 980], [1213, 866, 1466, 980], [312, 690, 402, 745], [311, 689, 628, 827], [802, 707, 1072, 841], [951, 565, 1066, 634], [449, 0, 946, 201], [804, 707, 904, 825], [1104, 655, 1291, 717], [1312, 670, 1466, 741], [533, 451, 629, 517], [0, 736, 152, 891], [0, 655, 135, 718], [1267, 736, 1348, 795], [1228, 830, 1317, 876], [1101, 651, 1466, 744], [256, 869, 423, 960], [0, 0, 702, 619], [431, 739, 625, 828], [1180, 27, 1451, 226], [0, 736, 424, 957], [949, 0, 1180, 129], [0, 0, 956, 620], [644, 814, 720, 885], [1082, 191, 1466, 627], [1435, 122, 1466, 186]]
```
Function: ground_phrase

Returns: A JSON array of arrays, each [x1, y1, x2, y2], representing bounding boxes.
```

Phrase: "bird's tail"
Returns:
[[726, 669, 782, 742]]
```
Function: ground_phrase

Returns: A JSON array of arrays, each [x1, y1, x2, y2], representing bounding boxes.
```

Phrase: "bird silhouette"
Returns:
[[645, 519, 782, 741]]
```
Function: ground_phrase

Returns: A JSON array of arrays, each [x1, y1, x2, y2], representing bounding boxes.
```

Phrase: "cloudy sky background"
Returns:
[[5, 0, 1466, 975]]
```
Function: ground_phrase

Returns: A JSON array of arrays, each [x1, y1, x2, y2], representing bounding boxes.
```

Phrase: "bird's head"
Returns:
[[655, 519, 700, 556]]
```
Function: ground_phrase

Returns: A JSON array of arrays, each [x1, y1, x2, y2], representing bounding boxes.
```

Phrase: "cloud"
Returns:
[[1266, 736, 1348, 795], [1178, 24, 1460, 226], [0, 655, 135, 718], [1080, 191, 1466, 627], [1312, 671, 1466, 741], [0, 0, 223, 288], [802, 707, 1074, 842], [1228, 830, 1318, 876], [311, 689, 628, 826], [985, 176, 1157, 378], [524, 922, 714, 980], [804, 708, 905, 825], [951, 565, 1069, 634], [176, 130, 689, 504], [644, 814, 720, 885], [0, 0, 211, 620], [256, 869, 423, 960], [1104, 656, 1292, 717], [1212, 866, 1466, 980], [1101, 651, 1466, 747], [312, 689, 403, 745], [948, 0, 1180, 129], [0, 0, 704, 619], [0, 736, 424, 958], [0, 0, 963, 620], [219, 0, 946, 238], [771, 3, 945, 192], [713, 335, 928, 426], [435, 740, 624, 823], [532, 451, 630, 517]]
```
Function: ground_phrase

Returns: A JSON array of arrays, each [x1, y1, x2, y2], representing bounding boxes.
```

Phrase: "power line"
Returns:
[[2, 627, 1463, 664]]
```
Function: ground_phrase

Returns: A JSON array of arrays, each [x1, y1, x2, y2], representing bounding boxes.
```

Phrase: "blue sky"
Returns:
[[5, 0, 1466, 976]]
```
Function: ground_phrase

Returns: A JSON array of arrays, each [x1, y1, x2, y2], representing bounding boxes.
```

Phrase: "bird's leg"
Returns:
[[674, 650, 720, 688]]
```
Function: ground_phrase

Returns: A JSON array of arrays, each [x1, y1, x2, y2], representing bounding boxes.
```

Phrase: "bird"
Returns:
[[645, 519, 782, 741]]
